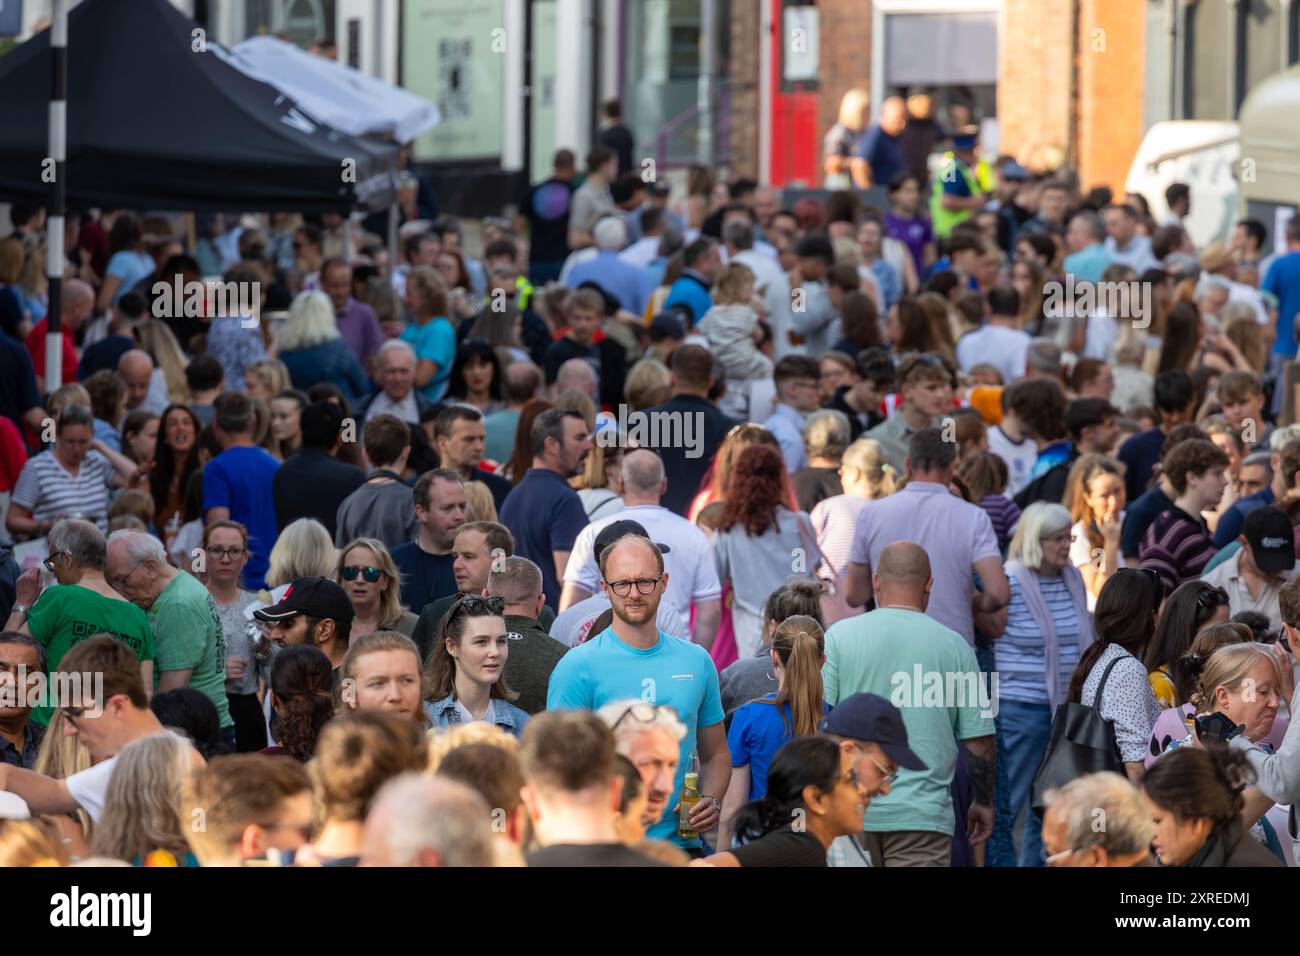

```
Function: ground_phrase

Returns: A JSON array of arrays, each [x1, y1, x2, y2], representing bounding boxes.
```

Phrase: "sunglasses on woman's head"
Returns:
[[340, 565, 383, 583], [453, 596, 505, 617]]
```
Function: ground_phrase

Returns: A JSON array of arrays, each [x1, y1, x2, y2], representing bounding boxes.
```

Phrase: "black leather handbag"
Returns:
[[1030, 656, 1126, 816]]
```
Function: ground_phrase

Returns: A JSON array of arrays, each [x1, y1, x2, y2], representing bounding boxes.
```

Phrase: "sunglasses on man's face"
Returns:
[[340, 565, 384, 583]]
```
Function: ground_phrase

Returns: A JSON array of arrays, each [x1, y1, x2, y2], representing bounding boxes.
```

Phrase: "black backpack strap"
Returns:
[[1091, 655, 1126, 717]]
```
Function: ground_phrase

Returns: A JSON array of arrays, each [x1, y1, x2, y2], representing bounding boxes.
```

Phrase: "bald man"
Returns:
[[26, 278, 93, 390], [823, 540, 996, 868], [559, 448, 721, 649], [117, 349, 168, 415], [546, 532, 729, 850], [552, 357, 598, 402]]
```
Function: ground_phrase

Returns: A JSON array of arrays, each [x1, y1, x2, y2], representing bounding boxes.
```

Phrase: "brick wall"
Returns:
[[1077, 0, 1146, 192], [728, 0, 762, 178], [817, 0, 873, 156], [998, 0, 1073, 172]]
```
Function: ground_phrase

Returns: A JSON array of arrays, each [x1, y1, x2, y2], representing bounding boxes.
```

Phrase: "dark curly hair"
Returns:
[[270, 645, 335, 762], [717, 444, 790, 536]]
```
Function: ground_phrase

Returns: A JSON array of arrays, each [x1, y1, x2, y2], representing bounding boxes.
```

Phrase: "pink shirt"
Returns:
[[848, 482, 1001, 644]]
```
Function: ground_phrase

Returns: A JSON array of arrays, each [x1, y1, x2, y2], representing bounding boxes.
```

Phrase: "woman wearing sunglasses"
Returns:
[[335, 538, 418, 641], [423, 595, 530, 737], [698, 735, 866, 867]]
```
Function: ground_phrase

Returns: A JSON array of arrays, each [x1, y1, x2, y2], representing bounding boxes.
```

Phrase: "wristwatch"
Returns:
[[10, 604, 28, 618]]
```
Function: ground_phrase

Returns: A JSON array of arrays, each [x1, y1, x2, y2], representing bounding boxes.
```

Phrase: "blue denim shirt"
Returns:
[[425, 694, 531, 738]]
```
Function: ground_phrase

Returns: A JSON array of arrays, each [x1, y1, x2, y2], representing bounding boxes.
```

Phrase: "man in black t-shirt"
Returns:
[[520, 711, 669, 867], [520, 149, 577, 286], [597, 100, 635, 177]]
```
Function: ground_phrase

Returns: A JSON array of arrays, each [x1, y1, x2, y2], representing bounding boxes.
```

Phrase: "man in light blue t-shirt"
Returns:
[[823, 541, 995, 867], [547, 531, 728, 849]]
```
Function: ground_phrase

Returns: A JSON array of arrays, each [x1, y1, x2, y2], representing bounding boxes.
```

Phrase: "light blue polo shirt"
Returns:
[[547, 626, 724, 844]]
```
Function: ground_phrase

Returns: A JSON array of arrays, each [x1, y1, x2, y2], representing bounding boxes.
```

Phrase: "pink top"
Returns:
[[1145, 704, 1289, 769]]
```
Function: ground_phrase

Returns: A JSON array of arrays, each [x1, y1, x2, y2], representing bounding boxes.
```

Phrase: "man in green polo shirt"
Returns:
[[3, 520, 155, 725], [104, 529, 232, 746]]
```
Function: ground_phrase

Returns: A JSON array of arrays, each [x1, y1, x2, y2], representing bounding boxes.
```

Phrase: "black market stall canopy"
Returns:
[[0, 0, 398, 213]]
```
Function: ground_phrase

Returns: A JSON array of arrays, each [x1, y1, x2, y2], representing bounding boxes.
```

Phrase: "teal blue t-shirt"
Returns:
[[546, 627, 725, 844], [400, 317, 456, 402]]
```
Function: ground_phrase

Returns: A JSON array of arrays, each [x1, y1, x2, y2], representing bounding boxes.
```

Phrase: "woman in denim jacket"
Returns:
[[423, 595, 530, 737]]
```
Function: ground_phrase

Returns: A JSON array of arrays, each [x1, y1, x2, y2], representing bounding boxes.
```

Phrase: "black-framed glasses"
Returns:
[[43, 549, 70, 573], [610, 702, 673, 734], [206, 547, 246, 562], [605, 574, 664, 597], [340, 565, 383, 583]]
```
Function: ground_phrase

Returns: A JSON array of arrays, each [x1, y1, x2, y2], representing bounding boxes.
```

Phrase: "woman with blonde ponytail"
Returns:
[[717, 614, 828, 849]]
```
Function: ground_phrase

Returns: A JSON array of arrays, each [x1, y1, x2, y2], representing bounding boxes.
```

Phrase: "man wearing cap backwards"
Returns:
[[547, 532, 728, 853], [559, 450, 722, 649], [105, 529, 235, 747], [1200, 506, 1297, 631], [253, 577, 355, 684], [824, 541, 995, 867]]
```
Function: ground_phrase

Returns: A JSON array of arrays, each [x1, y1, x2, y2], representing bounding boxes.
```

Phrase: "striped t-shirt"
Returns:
[[810, 493, 870, 582], [977, 495, 1021, 553], [1139, 507, 1216, 597], [997, 573, 1081, 705], [11, 449, 115, 531]]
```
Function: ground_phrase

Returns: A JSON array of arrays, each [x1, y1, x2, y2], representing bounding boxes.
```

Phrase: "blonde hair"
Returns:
[[246, 359, 291, 397], [34, 709, 94, 842], [266, 518, 336, 588], [311, 711, 427, 823], [1223, 313, 1268, 372], [0, 818, 70, 867], [136, 320, 190, 403], [0, 237, 23, 283], [463, 480, 499, 522], [832, 236, 861, 266], [1190, 642, 1282, 716], [48, 383, 91, 419], [425, 722, 519, 775], [841, 438, 898, 497], [337, 538, 404, 628], [340, 630, 424, 710], [279, 291, 340, 351], [88, 734, 194, 863], [837, 88, 870, 130], [711, 263, 755, 306], [759, 615, 825, 738], [407, 265, 449, 318], [1007, 502, 1073, 570], [625, 358, 672, 412]]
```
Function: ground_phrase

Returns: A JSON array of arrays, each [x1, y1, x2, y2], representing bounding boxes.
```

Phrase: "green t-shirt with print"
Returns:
[[149, 571, 232, 729], [24, 584, 156, 726]]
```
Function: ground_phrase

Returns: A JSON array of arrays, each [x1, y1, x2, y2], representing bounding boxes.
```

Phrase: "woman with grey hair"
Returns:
[[3, 519, 155, 725], [1041, 772, 1156, 866], [793, 409, 852, 514], [987, 501, 1095, 867]]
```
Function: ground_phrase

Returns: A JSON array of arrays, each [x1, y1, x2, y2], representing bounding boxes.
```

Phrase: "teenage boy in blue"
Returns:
[[547, 531, 728, 852]]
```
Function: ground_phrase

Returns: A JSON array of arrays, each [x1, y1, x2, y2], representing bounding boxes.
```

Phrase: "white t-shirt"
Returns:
[[562, 504, 722, 619], [956, 325, 1031, 385], [0, 792, 31, 820], [66, 755, 119, 823], [987, 425, 1038, 497], [549, 592, 691, 648], [1082, 310, 1119, 362]]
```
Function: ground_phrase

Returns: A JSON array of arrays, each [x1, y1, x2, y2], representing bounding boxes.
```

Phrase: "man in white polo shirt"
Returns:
[[844, 426, 1009, 644], [558, 449, 722, 649], [1200, 505, 1296, 632]]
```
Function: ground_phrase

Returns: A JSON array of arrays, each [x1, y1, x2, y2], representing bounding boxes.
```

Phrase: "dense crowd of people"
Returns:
[[1, 99, 1300, 868]]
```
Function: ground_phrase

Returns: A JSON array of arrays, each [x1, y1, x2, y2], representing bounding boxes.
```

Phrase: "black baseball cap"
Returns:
[[820, 693, 927, 771], [253, 577, 355, 624], [1242, 506, 1295, 574], [594, 520, 671, 564]]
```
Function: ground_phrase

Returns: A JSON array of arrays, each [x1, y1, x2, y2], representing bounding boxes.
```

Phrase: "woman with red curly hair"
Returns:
[[712, 444, 825, 659]]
